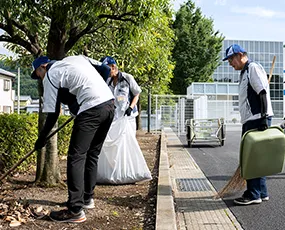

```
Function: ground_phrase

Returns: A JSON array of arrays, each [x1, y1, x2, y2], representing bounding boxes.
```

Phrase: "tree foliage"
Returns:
[[1, 0, 161, 59], [106, 1, 175, 110], [78, 1, 175, 110], [0, 0, 175, 106], [0, 0, 175, 184], [171, 0, 224, 94], [14, 71, 39, 99]]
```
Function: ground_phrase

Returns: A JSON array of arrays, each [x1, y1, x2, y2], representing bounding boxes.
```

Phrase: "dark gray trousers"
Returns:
[[66, 100, 114, 212]]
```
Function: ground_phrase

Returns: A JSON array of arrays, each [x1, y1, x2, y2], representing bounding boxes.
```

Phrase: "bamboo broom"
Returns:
[[214, 166, 246, 198], [215, 55, 276, 199]]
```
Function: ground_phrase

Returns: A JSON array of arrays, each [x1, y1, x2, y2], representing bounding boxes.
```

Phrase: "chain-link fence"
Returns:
[[140, 95, 283, 134]]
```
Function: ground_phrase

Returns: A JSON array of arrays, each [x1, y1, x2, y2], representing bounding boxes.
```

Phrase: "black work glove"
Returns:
[[281, 117, 285, 129], [124, 106, 133, 116], [281, 121, 285, 129], [34, 134, 47, 150], [258, 117, 268, 131]]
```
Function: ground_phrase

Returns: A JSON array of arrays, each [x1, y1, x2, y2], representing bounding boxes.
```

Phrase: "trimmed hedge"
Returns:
[[58, 115, 73, 155], [0, 113, 73, 173]]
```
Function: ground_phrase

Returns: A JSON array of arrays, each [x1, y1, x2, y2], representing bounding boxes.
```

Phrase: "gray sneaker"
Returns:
[[83, 198, 95, 209]]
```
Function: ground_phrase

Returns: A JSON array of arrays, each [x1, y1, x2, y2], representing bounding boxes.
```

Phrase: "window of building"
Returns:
[[207, 95, 216, 100], [3, 106, 11, 114], [214, 39, 283, 118], [270, 42, 274, 53], [3, 80, 10, 91]]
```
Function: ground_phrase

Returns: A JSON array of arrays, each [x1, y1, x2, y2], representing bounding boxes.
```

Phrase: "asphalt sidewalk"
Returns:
[[156, 127, 243, 230]]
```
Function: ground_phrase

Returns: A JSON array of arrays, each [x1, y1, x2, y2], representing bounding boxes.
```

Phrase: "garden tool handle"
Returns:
[[268, 55, 276, 84]]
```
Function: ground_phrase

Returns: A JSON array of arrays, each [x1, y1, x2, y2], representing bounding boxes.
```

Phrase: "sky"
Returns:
[[172, 0, 285, 42], [2, 0, 285, 56], [0, 42, 14, 57]]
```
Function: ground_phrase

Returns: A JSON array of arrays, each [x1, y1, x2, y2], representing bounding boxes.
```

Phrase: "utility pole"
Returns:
[[147, 88, 151, 133], [17, 67, 20, 114]]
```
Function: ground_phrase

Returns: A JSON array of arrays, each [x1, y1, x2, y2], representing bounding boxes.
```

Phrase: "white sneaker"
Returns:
[[83, 198, 95, 209], [262, 196, 269, 201]]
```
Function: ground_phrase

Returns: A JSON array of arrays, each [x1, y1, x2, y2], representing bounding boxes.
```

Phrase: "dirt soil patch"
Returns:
[[0, 130, 160, 230]]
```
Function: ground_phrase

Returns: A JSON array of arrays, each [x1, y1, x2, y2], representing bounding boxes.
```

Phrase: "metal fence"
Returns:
[[140, 94, 283, 134]]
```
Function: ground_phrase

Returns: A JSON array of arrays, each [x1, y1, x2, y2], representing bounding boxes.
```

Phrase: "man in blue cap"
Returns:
[[31, 55, 114, 222], [100, 56, 141, 132], [223, 44, 274, 205]]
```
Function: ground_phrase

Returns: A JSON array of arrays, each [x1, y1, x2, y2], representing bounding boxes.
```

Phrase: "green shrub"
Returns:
[[0, 114, 73, 173], [58, 115, 73, 156], [0, 113, 38, 171]]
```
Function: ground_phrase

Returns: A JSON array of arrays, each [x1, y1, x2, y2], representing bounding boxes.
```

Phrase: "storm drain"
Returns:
[[176, 178, 212, 192]]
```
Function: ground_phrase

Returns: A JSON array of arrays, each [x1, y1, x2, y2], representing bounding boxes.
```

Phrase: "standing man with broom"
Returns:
[[223, 44, 274, 205]]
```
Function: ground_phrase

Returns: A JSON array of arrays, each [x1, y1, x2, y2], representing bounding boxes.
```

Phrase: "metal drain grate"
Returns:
[[176, 178, 211, 192]]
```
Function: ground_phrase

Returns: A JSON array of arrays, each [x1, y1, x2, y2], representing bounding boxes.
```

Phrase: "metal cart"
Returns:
[[186, 118, 226, 147]]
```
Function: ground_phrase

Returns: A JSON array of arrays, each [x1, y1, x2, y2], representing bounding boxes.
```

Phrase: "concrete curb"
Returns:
[[156, 130, 177, 230]]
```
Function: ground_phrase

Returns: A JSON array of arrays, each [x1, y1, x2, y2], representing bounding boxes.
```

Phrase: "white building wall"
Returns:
[[0, 76, 14, 113], [26, 107, 39, 113], [187, 82, 242, 123], [193, 96, 207, 119]]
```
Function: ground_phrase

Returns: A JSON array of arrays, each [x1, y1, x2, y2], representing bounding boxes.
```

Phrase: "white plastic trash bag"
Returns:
[[97, 116, 152, 184]]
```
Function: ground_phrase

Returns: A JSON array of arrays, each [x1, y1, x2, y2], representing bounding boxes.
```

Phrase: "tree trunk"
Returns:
[[136, 99, 142, 130], [48, 18, 67, 59], [41, 123, 61, 185], [35, 80, 45, 182], [35, 17, 68, 186], [35, 72, 61, 185], [35, 108, 46, 181]]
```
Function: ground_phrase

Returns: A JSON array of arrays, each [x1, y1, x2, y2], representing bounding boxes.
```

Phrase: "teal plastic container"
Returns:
[[240, 126, 285, 180]]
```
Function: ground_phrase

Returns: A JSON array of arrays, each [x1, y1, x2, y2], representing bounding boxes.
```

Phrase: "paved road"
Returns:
[[180, 129, 285, 230]]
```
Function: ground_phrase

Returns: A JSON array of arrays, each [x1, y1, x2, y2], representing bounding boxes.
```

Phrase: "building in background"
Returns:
[[14, 96, 40, 113], [187, 82, 240, 123], [141, 40, 285, 131], [14, 95, 32, 112], [185, 39, 284, 125], [0, 68, 15, 113], [26, 99, 39, 113]]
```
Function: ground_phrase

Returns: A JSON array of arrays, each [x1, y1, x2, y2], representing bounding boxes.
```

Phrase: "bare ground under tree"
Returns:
[[0, 130, 160, 230]]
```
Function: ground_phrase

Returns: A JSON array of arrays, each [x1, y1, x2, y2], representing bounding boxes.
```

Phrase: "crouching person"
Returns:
[[31, 55, 114, 222]]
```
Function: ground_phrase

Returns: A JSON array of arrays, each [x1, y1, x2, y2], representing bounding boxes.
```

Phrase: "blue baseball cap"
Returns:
[[223, 44, 246, 61], [31, 56, 50, 79], [94, 64, 111, 82], [100, 56, 116, 65]]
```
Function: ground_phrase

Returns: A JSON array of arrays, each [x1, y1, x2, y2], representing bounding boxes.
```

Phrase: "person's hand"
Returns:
[[258, 117, 268, 131], [124, 107, 133, 116], [34, 135, 47, 150], [280, 119, 285, 129]]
